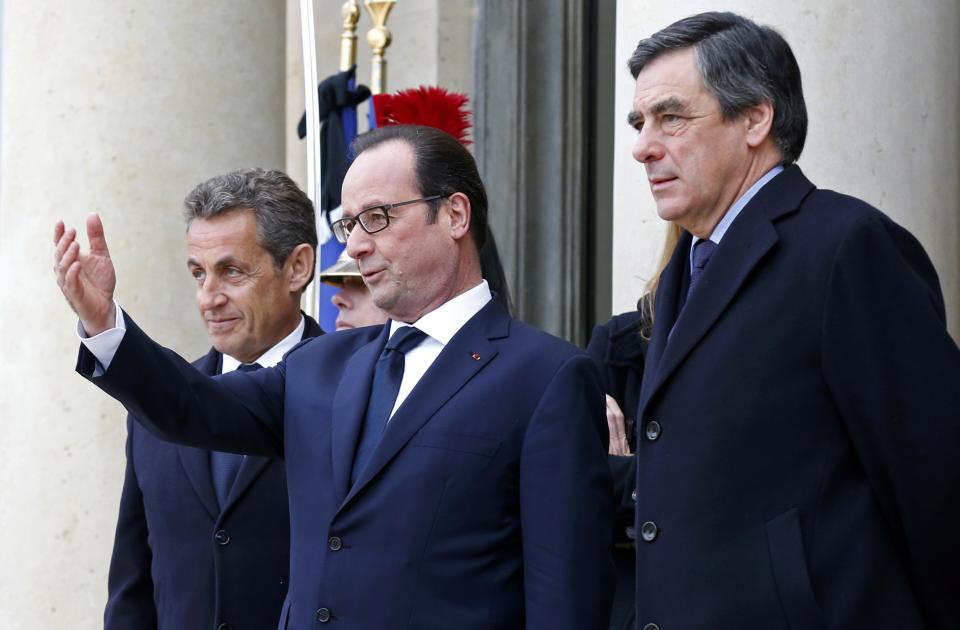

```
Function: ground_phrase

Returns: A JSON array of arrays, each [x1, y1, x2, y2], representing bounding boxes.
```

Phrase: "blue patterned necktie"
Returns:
[[687, 239, 718, 301], [351, 326, 427, 486], [210, 361, 261, 508]]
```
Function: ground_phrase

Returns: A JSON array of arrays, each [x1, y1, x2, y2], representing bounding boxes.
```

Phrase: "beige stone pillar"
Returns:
[[0, 1, 286, 626], [612, 1, 960, 337]]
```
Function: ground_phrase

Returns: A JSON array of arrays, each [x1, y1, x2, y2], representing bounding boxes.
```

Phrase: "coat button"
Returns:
[[217, 624, 232, 630], [328, 536, 343, 551], [645, 420, 661, 441], [642, 624, 660, 630], [625, 525, 636, 540], [316, 607, 332, 623], [631, 488, 638, 502], [214, 529, 230, 546], [640, 521, 658, 542]]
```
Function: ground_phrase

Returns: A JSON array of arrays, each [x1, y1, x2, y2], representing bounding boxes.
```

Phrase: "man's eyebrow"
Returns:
[[650, 96, 688, 115], [341, 200, 386, 218], [186, 255, 245, 269], [627, 96, 690, 128]]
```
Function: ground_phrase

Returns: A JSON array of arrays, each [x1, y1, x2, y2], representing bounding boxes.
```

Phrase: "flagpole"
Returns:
[[341, 1, 361, 72], [364, 0, 396, 95], [299, 0, 322, 319]]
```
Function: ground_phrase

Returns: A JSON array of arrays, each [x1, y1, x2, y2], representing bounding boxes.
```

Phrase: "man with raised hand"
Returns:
[[55, 126, 614, 629]]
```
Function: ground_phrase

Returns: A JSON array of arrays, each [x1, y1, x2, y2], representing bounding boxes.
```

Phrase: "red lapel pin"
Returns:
[[470, 352, 481, 361]]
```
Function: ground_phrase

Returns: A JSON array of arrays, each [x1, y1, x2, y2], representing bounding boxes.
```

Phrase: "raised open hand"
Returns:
[[54, 213, 117, 336]]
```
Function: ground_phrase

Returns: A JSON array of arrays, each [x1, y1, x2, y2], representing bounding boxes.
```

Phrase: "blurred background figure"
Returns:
[[586, 223, 680, 630], [320, 249, 388, 331]]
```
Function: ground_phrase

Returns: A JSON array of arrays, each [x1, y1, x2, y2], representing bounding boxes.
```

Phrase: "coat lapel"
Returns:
[[641, 166, 814, 412], [653, 218, 779, 392], [340, 300, 508, 509], [330, 325, 390, 505], [638, 234, 689, 411], [218, 455, 272, 518], [177, 347, 222, 520]]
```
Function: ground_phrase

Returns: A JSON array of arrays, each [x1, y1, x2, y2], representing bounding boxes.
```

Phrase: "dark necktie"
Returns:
[[687, 239, 718, 301], [210, 361, 261, 507], [351, 326, 427, 486]]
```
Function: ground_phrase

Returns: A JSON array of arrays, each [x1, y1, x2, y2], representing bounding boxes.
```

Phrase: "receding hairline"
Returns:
[[353, 135, 415, 161], [343, 139, 421, 208]]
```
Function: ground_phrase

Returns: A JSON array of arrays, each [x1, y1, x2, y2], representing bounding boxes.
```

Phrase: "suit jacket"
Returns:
[[103, 315, 323, 630], [82, 298, 615, 630], [632, 165, 960, 629]]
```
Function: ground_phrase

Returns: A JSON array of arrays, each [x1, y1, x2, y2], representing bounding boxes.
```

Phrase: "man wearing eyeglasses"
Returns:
[[54, 125, 615, 629]]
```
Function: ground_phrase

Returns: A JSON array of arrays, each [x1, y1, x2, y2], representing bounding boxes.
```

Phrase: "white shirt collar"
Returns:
[[691, 164, 785, 262], [221, 315, 306, 374], [388, 280, 492, 346]]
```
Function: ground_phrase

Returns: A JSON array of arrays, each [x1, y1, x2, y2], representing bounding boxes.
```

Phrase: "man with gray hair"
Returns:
[[622, 11, 960, 630], [103, 168, 322, 630]]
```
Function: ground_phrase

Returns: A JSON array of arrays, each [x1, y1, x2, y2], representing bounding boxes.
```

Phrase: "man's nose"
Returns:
[[632, 124, 664, 164], [197, 277, 227, 310], [331, 290, 350, 310], [345, 224, 373, 260]]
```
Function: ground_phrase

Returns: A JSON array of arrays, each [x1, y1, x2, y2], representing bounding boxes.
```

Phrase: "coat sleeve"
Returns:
[[520, 353, 615, 629], [103, 418, 158, 630], [821, 214, 960, 629], [76, 311, 286, 457]]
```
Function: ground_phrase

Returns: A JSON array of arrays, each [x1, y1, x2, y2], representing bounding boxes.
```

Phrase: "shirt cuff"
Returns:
[[77, 302, 126, 374]]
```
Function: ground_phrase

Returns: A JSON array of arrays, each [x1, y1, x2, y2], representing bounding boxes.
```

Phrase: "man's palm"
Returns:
[[54, 213, 117, 334], [77, 238, 116, 311]]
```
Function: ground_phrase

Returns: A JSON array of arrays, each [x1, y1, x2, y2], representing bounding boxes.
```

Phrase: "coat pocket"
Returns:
[[765, 507, 826, 630], [412, 429, 501, 457]]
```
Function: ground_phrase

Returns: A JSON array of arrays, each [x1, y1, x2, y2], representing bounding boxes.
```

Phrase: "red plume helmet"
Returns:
[[371, 86, 472, 146]]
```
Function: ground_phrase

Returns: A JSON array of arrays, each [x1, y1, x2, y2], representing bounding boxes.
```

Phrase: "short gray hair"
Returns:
[[183, 168, 318, 284]]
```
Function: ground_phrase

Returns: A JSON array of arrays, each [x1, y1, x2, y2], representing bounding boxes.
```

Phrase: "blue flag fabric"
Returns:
[[299, 66, 371, 331]]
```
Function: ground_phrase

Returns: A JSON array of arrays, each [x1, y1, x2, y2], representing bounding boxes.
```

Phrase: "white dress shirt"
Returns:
[[221, 316, 306, 372], [387, 280, 492, 419]]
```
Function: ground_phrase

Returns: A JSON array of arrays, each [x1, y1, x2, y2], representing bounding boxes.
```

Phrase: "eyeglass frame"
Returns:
[[330, 194, 446, 244]]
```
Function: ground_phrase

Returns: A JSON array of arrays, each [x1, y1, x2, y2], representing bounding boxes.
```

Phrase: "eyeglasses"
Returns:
[[331, 195, 444, 244]]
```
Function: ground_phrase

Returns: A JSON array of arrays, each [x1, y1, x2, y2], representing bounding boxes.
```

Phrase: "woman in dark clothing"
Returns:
[[586, 309, 646, 630], [586, 224, 680, 630]]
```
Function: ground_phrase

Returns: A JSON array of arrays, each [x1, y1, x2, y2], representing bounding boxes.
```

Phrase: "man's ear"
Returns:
[[445, 192, 472, 241], [285, 243, 316, 293], [745, 101, 775, 148]]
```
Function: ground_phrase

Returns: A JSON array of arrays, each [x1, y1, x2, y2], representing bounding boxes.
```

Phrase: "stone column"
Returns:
[[0, 1, 285, 626], [473, 0, 591, 343], [612, 1, 960, 338]]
